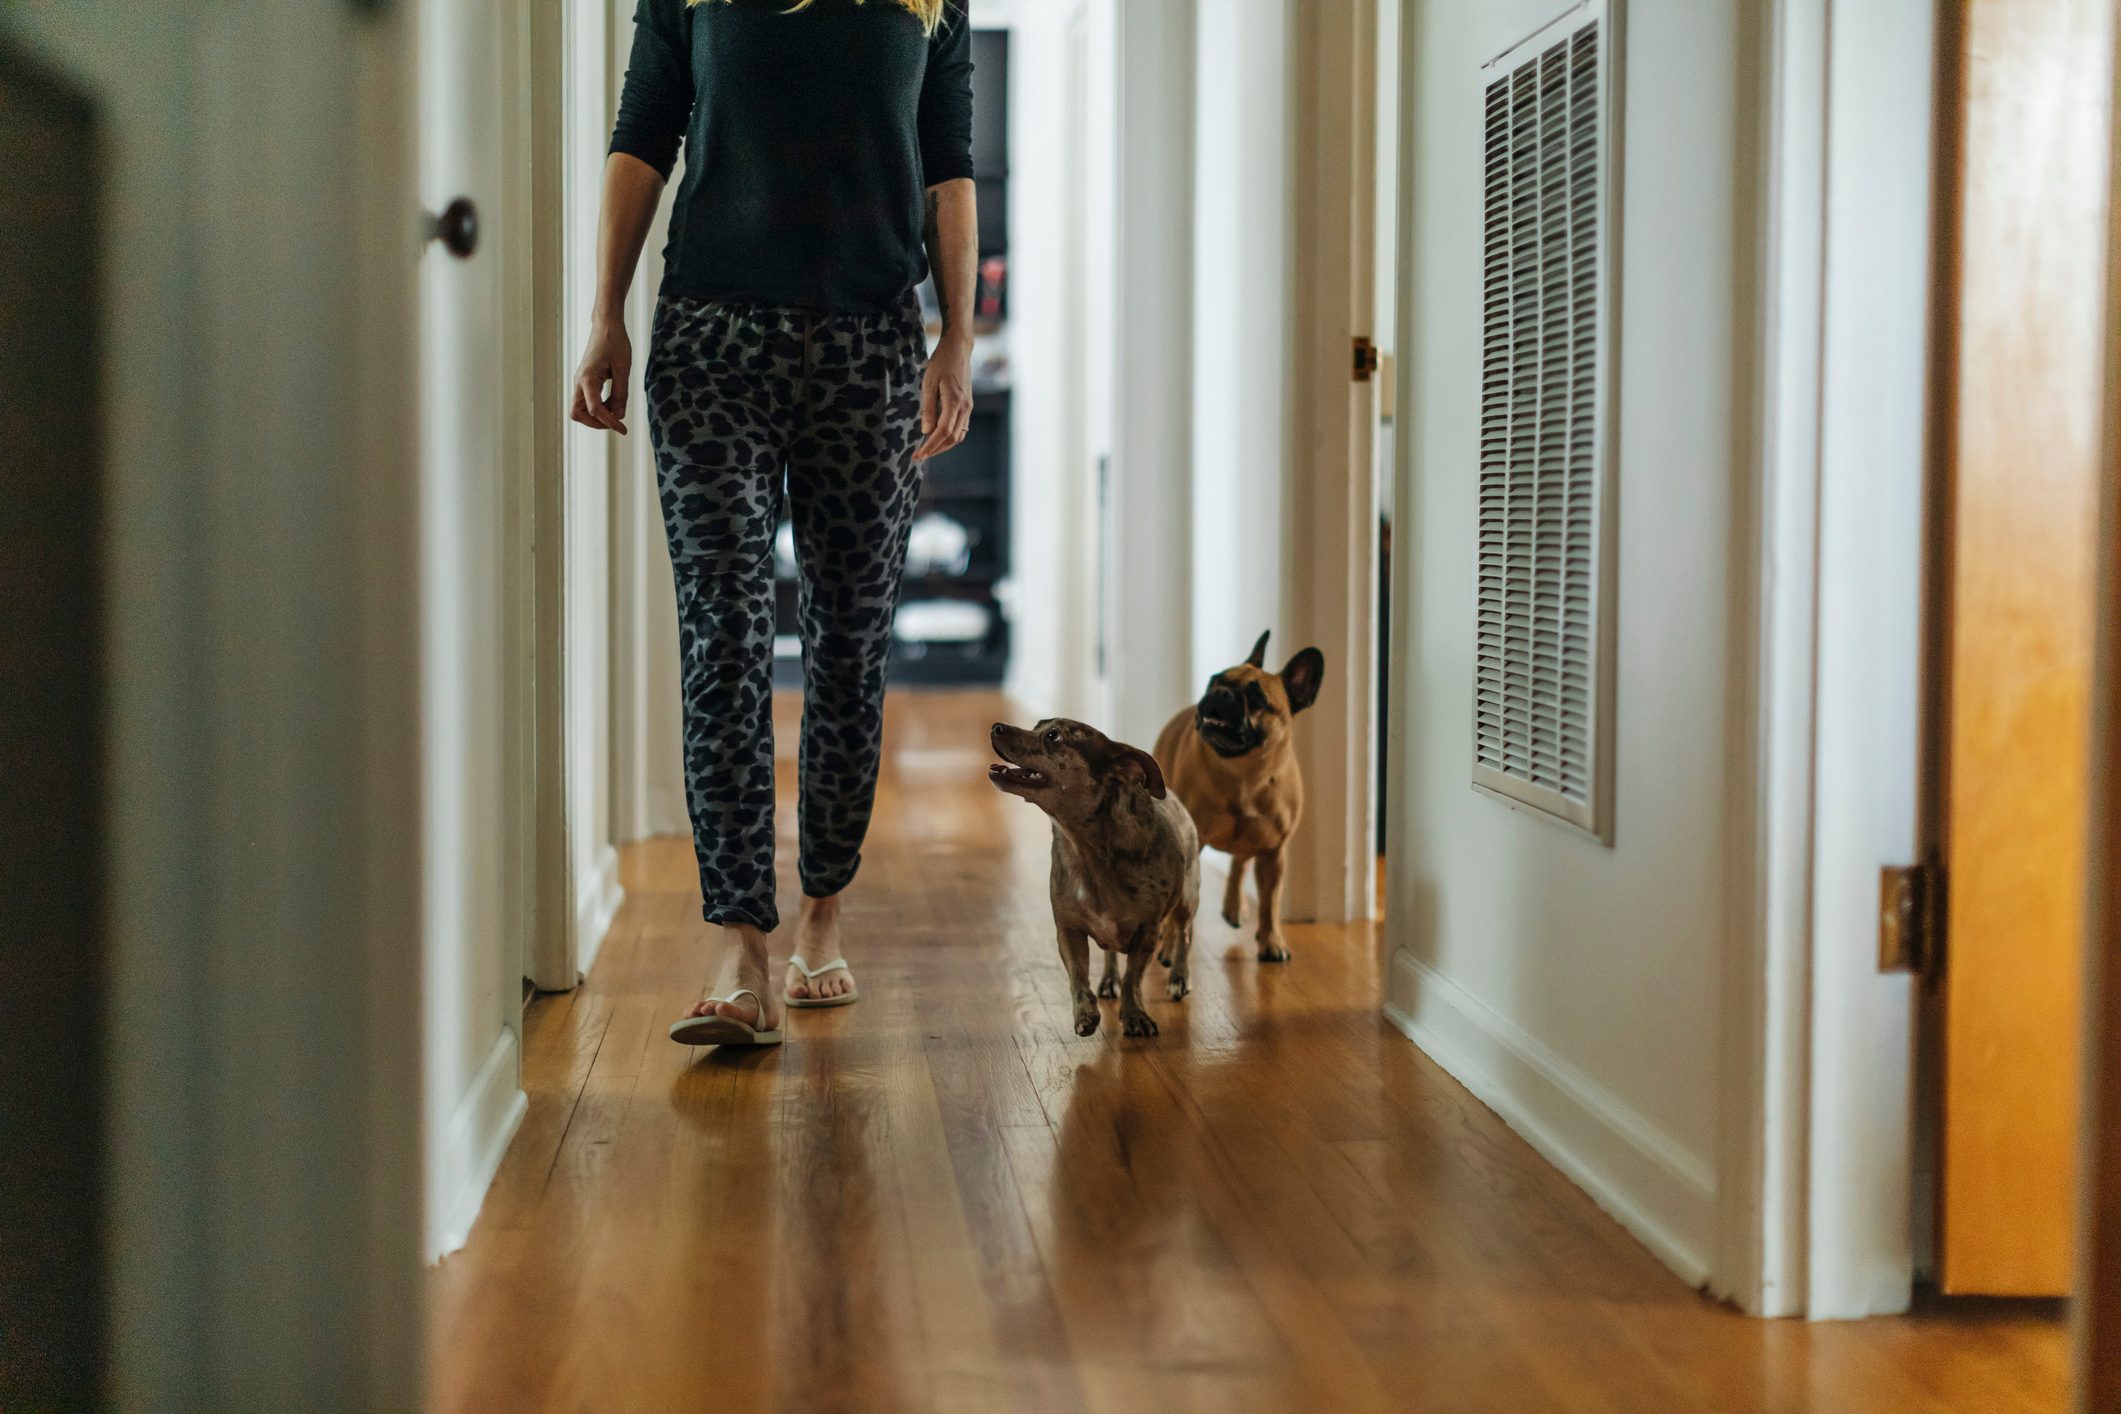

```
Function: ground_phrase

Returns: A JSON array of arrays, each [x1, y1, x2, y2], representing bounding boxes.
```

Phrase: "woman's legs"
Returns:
[[647, 299, 803, 1003], [782, 303, 927, 998]]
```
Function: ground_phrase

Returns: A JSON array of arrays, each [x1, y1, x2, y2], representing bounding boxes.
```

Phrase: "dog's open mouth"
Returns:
[[988, 762, 1050, 791], [1196, 704, 1258, 755]]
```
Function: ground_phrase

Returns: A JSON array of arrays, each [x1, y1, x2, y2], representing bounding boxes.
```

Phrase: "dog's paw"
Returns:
[[1074, 998, 1102, 1037], [1256, 938, 1291, 963], [1222, 904, 1243, 929], [1095, 975, 1119, 999], [1121, 1008, 1159, 1037], [1167, 974, 1190, 1002]]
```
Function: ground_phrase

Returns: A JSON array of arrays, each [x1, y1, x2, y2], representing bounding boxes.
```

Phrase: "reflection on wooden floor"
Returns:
[[430, 690, 2066, 1413]]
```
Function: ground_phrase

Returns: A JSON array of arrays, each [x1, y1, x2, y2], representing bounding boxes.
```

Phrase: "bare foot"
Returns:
[[682, 923, 783, 1031], [785, 894, 857, 1003]]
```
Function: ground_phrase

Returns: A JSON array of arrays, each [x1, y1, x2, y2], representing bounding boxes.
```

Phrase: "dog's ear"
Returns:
[[1245, 629, 1271, 669], [1280, 648, 1325, 713], [1105, 744, 1168, 800]]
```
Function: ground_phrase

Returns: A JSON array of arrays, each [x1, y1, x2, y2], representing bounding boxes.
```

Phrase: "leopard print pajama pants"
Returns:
[[645, 293, 927, 932]]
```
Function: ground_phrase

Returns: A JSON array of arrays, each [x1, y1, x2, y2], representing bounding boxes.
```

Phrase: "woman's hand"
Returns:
[[571, 315, 632, 435], [913, 333, 973, 462]]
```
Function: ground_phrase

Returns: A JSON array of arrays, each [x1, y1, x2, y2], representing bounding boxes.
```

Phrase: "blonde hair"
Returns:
[[690, 0, 948, 36]]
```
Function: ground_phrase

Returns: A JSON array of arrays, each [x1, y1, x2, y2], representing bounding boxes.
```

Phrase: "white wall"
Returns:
[[1002, 0, 1108, 724], [1385, 0, 1761, 1286], [1106, 0, 1197, 748], [1189, 0, 1291, 693]]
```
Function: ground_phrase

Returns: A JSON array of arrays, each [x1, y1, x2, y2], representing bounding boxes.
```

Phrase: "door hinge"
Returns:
[[1352, 335, 1380, 382], [1878, 861, 1944, 977]]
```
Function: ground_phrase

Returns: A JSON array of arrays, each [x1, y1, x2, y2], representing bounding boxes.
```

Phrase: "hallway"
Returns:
[[429, 692, 2067, 1413]]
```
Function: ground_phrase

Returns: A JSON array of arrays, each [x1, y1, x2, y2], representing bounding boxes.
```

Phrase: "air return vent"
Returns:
[[1473, 0, 1621, 841]]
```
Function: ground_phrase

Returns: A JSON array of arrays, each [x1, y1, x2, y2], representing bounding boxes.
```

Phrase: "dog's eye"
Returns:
[[1044, 728, 1062, 746], [1245, 685, 1268, 711]]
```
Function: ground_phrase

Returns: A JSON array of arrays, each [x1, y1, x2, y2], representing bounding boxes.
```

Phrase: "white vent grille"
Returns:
[[1474, 1, 1619, 840]]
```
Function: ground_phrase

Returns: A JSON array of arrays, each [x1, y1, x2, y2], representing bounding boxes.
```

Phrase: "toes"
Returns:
[[1123, 1012, 1159, 1037]]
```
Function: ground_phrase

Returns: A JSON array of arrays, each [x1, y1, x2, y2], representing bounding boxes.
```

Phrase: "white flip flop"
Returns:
[[783, 953, 860, 1009], [668, 988, 783, 1046]]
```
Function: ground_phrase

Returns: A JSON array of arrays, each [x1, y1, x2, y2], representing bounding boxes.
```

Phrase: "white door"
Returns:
[[417, 0, 527, 1257]]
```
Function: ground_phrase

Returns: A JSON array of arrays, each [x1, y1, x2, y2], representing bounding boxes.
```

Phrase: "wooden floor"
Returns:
[[430, 691, 2067, 1413]]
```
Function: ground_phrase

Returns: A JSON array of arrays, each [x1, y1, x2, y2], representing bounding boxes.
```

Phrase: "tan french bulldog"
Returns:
[[1152, 631, 1325, 962]]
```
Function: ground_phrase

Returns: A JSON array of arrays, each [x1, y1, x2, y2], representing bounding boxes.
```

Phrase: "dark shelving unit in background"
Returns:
[[773, 27, 1012, 690]]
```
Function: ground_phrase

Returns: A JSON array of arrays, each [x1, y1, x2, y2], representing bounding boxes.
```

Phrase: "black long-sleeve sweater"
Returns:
[[609, 0, 974, 314]]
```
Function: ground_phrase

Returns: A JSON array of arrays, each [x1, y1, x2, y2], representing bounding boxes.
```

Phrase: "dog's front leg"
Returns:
[[1221, 855, 1249, 929], [1253, 848, 1290, 962], [1119, 929, 1160, 1037], [1096, 947, 1120, 998], [1058, 926, 1100, 1036], [1166, 907, 1193, 1001]]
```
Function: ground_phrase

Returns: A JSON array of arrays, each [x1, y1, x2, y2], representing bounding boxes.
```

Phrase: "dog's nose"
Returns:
[[989, 722, 1004, 739]]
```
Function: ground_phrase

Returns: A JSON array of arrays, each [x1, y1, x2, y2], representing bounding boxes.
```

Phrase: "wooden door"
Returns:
[[2075, 10, 2121, 1397], [1937, 0, 2115, 1297]]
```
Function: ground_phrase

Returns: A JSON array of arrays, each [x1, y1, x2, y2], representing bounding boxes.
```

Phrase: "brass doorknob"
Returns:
[[425, 197, 478, 259]]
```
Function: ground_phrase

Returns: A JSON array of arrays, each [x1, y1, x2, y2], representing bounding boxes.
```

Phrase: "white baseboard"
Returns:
[[575, 843, 626, 982], [428, 1028, 527, 1260], [1384, 948, 1716, 1287]]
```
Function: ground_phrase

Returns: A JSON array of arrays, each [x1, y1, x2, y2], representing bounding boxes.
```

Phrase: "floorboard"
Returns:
[[429, 690, 2068, 1413]]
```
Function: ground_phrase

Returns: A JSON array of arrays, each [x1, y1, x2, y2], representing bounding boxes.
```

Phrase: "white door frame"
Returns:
[[527, 0, 579, 993], [499, 0, 548, 1004], [1281, 0, 1379, 926], [1718, 0, 1937, 1317], [533, 0, 629, 992]]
